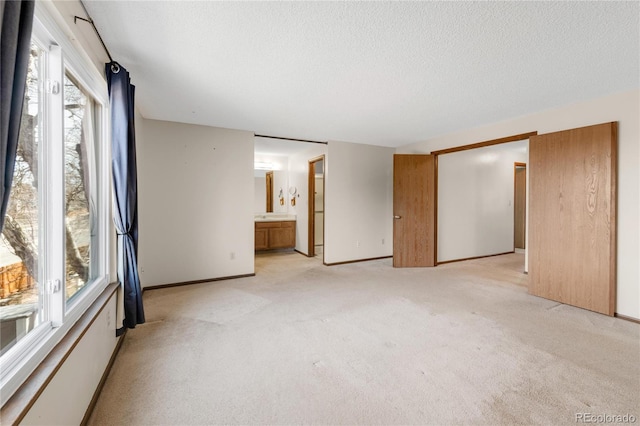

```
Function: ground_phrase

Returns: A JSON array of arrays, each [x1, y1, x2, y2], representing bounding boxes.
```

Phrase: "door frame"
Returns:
[[308, 155, 325, 260], [431, 131, 537, 265]]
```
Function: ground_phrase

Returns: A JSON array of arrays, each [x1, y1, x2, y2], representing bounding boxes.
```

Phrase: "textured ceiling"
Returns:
[[82, 1, 639, 147]]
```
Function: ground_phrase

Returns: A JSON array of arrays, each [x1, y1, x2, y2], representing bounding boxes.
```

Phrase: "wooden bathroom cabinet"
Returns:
[[255, 220, 296, 250]]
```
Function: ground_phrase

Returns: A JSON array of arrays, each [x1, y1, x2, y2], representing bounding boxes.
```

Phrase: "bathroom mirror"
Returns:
[[254, 169, 288, 213]]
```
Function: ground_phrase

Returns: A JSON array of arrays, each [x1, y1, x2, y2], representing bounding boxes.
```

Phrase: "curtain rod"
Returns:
[[255, 134, 328, 145], [74, 0, 119, 72]]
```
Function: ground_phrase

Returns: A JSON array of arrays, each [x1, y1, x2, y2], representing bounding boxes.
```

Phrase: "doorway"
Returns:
[[308, 156, 325, 259], [434, 137, 531, 264], [254, 136, 326, 269], [513, 163, 526, 251]]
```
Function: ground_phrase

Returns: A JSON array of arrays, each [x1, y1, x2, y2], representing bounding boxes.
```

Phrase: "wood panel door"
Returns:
[[393, 154, 436, 267], [308, 157, 325, 257], [528, 122, 617, 316], [514, 164, 527, 249]]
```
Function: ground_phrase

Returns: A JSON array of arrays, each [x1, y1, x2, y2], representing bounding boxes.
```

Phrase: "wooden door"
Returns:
[[514, 164, 526, 249], [308, 156, 324, 257], [314, 176, 324, 246], [393, 154, 436, 267], [528, 122, 617, 316]]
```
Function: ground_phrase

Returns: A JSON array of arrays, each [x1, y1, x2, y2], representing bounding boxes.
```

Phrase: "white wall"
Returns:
[[253, 153, 288, 171], [272, 170, 289, 213], [397, 89, 640, 320], [21, 294, 118, 425], [288, 145, 328, 254], [324, 141, 394, 264], [438, 140, 528, 262], [138, 119, 254, 286]]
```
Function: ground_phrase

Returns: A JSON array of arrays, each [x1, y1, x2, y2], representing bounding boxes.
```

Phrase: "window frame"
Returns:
[[0, 2, 111, 405]]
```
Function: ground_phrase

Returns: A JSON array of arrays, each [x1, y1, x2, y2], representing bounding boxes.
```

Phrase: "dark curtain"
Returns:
[[0, 0, 35, 233], [106, 62, 145, 332]]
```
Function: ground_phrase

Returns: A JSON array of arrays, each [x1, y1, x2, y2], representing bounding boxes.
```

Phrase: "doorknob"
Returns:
[[394, 215, 402, 219]]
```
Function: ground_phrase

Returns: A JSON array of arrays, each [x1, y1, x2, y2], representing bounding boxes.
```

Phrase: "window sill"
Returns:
[[0, 282, 119, 425]]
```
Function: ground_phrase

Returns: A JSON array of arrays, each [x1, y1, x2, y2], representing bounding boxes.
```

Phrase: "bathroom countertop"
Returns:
[[254, 214, 296, 222]]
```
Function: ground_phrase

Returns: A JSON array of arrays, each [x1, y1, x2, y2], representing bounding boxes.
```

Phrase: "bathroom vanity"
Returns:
[[254, 214, 296, 251]]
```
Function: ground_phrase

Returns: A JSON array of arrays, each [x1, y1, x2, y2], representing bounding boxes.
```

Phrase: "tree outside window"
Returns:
[[0, 44, 96, 354]]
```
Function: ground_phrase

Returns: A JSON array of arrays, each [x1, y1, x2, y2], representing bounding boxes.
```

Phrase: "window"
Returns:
[[0, 43, 44, 356], [0, 4, 110, 405], [64, 73, 98, 302]]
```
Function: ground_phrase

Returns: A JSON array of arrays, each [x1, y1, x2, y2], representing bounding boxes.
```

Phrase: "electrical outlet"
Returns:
[[356, 240, 360, 248], [382, 238, 385, 245], [230, 252, 235, 260]]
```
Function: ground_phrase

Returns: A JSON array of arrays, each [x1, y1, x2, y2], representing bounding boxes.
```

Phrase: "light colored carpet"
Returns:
[[88, 252, 640, 425]]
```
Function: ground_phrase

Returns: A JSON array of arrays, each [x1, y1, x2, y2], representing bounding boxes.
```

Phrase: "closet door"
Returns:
[[393, 154, 436, 267], [528, 122, 617, 315]]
